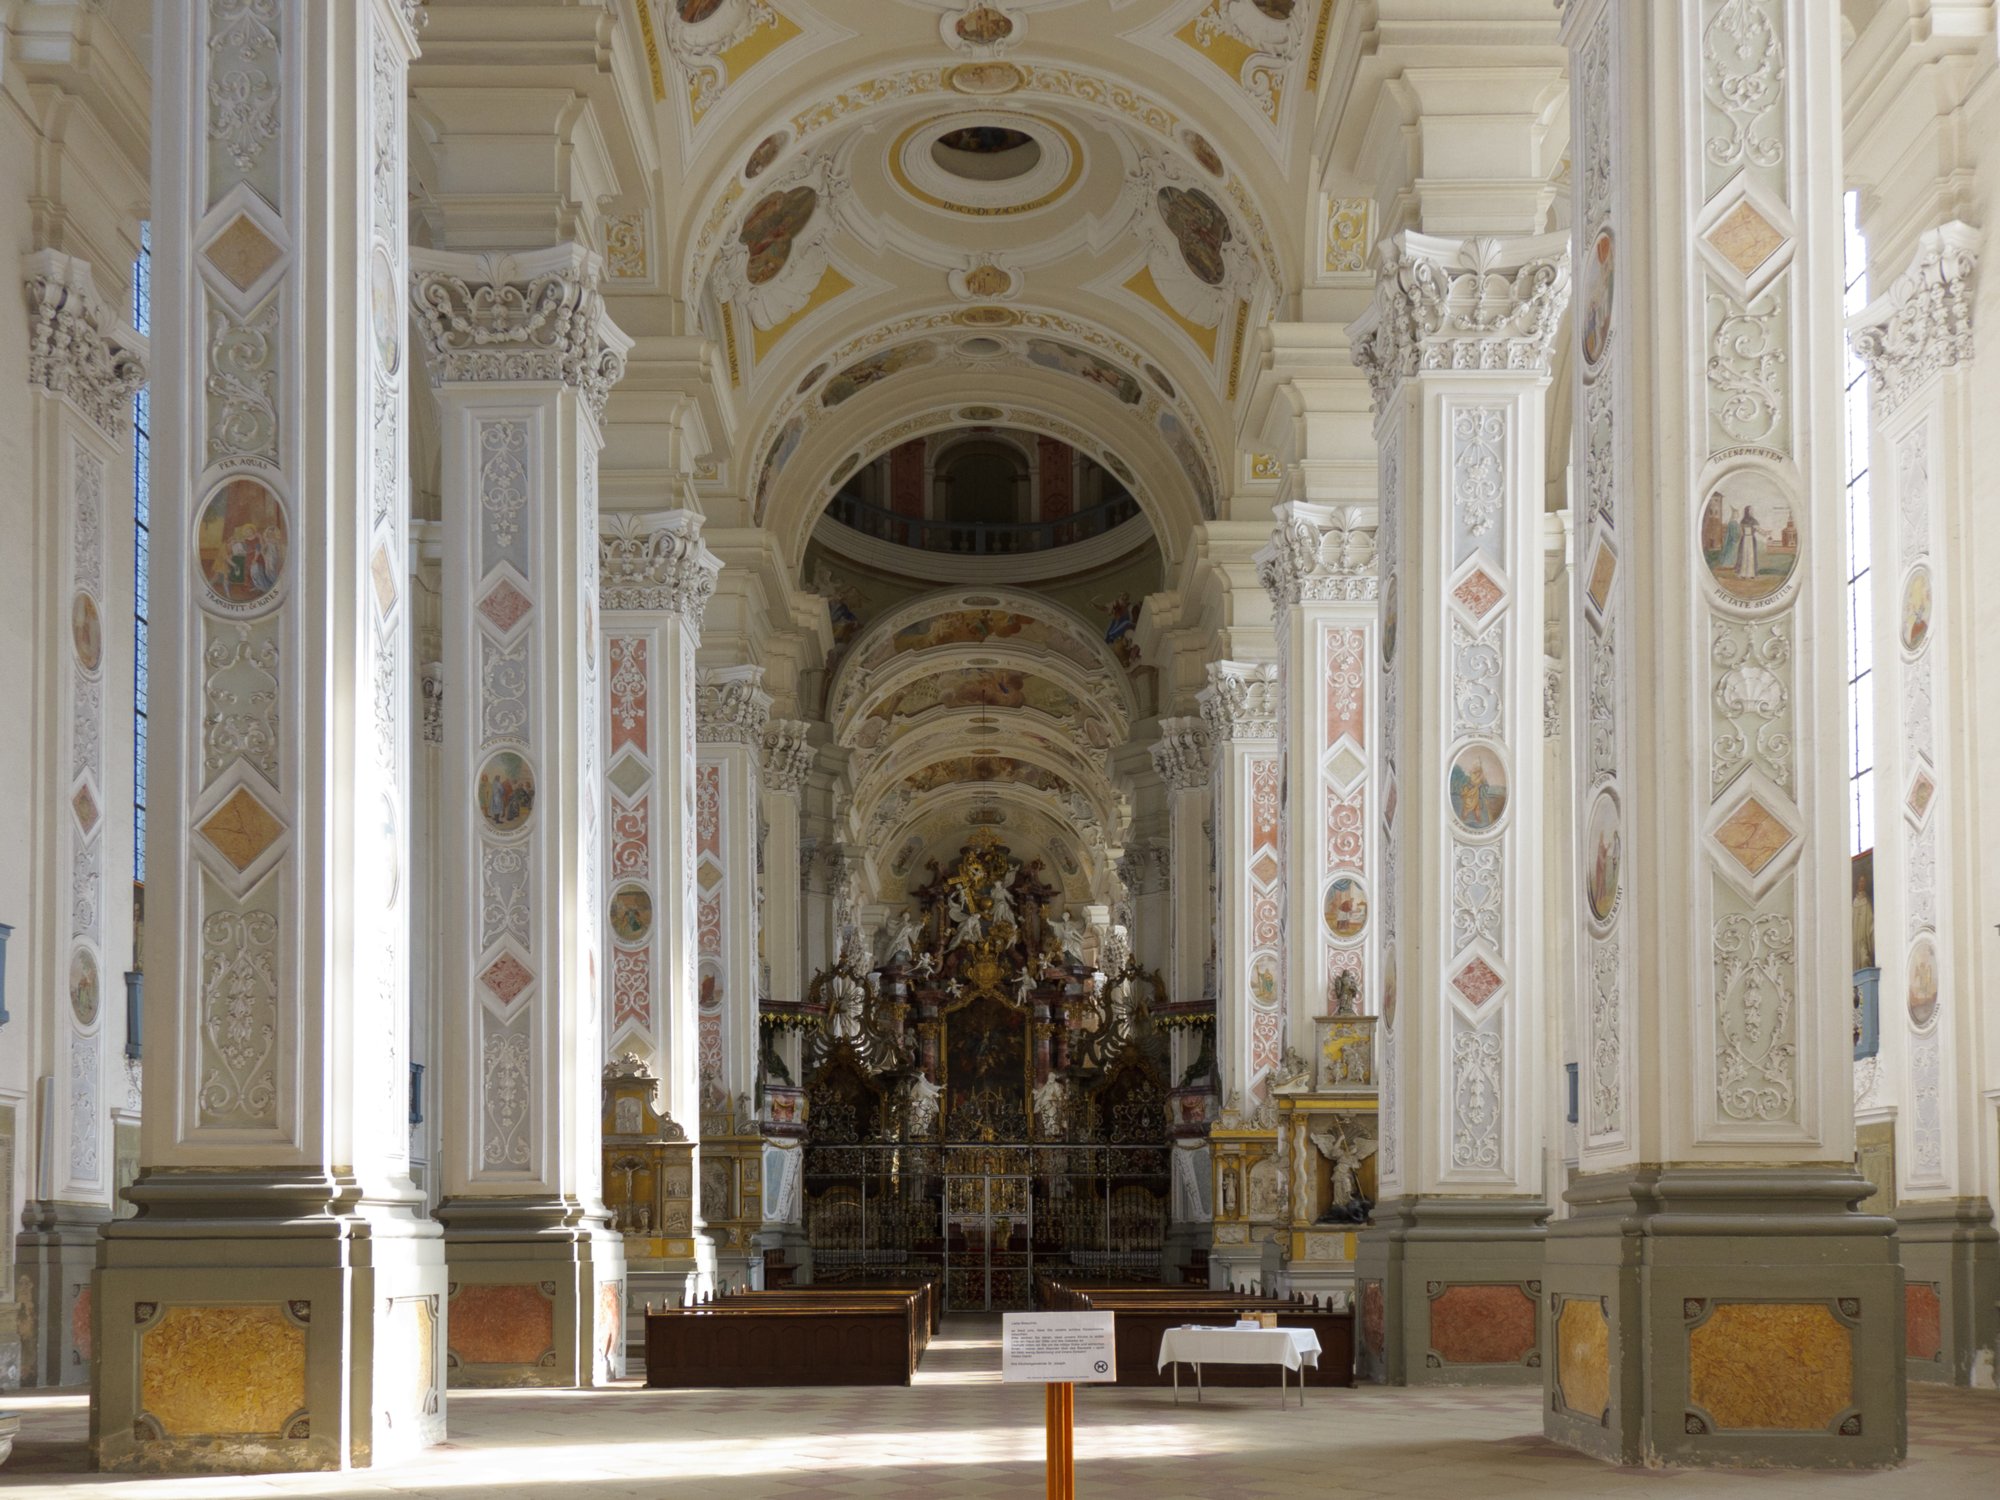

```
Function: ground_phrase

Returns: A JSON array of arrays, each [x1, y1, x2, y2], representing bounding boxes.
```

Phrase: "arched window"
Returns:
[[934, 439, 1028, 528]]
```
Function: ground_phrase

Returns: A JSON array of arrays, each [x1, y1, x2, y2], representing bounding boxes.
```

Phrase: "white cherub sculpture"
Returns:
[[1050, 911, 1087, 961]]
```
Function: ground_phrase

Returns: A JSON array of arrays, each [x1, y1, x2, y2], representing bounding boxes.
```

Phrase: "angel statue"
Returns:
[[877, 908, 920, 967], [1013, 968, 1037, 1006], [1272, 1046, 1314, 1093], [1050, 910, 1088, 961], [1309, 1120, 1378, 1225], [946, 887, 984, 951], [901, 1073, 942, 1137], [912, 950, 938, 980]]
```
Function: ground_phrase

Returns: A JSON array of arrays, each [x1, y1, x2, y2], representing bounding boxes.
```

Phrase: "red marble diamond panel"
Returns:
[[1452, 956, 1503, 1007], [480, 952, 533, 1005], [478, 579, 532, 635]]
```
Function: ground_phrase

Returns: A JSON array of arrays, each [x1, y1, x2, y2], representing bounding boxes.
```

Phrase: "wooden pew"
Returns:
[[708, 1286, 934, 1356], [801, 1274, 944, 1335], [644, 1288, 928, 1388]]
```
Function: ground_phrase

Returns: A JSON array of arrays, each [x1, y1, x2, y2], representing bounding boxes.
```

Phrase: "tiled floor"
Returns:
[[5, 1318, 1997, 1497]]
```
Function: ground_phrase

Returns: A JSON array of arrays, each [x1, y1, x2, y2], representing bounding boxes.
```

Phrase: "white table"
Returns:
[[1156, 1325, 1322, 1407]]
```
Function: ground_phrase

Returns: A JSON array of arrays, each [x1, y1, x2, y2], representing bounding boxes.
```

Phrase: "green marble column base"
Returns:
[[1543, 1166, 1906, 1469], [1354, 1196, 1548, 1386], [92, 1169, 447, 1474], [436, 1196, 626, 1388], [14, 1203, 110, 1387], [1895, 1197, 1998, 1385]]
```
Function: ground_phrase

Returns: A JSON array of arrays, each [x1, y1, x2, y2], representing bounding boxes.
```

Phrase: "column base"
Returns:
[[1354, 1196, 1548, 1386], [0, 1296, 22, 1391], [92, 1170, 447, 1475], [1894, 1197, 1999, 1387], [436, 1196, 626, 1387], [1207, 1234, 1274, 1294], [1543, 1166, 1906, 1469], [14, 1202, 110, 1387]]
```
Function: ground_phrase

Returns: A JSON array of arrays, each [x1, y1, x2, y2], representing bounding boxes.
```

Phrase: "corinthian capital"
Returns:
[[1198, 660, 1280, 744], [761, 719, 815, 793], [409, 244, 632, 422], [1347, 231, 1571, 414], [696, 665, 771, 747], [1255, 501, 1380, 618], [1848, 223, 1978, 416], [1151, 716, 1213, 791], [23, 251, 147, 438], [599, 509, 723, 627]]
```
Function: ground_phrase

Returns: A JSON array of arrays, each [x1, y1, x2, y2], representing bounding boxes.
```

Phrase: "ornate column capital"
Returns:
[[1150, 716, 1213, 791], [1254, 501, 1380, 618], [1848, 222, 1978, 415], [761, 718, 815, 794], [409, 244, 632, 423], [1197, 661, 1280, 744], [599, 508, 723, 628], [22, 250, 147, 438], [695, 664, 771, 747], [1347, 230, 1572, 414]]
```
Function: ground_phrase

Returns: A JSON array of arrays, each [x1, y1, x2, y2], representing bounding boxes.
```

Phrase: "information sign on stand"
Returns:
[[1003, 1313, 1115, 1500]]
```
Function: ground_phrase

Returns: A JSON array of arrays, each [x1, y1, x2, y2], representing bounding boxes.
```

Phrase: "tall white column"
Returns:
[[17, 252, 144, 1389], [410, 244, 628, 1389], [1349, 229, 1566, 1385], [1850, 226, 1997, 1386], [1150, 719, 1213, 1007], [693, 666, 770, 1114], [1150, 721, 1215, 1271], [759, 721, 813, 1009], [96, 1, 444, 1471], [1256, 503, 1380, 1054], [1544, 0, 1903, 1466]]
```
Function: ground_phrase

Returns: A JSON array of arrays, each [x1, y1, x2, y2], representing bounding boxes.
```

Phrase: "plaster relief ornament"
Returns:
[[945, 3, 1018, 52], [476, 749, 536, 835], [1448, 743, 1509, 835], [1699, 461, 1800, 607], [1127, 154, 1258, 333], [713, 154, 845, 333], [1187, 0, 1310, 129], [945, 61, 1026, 95], [195, 477, 289, 615], [1309, 1119, 1378, 1224], [949, 261, 1018, 301]]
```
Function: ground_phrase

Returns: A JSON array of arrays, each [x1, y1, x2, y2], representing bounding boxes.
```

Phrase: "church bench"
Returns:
[[707, 1286, 934, 1352], [644, 1297, 925, 1387], [794, 1275, 944, 1335]]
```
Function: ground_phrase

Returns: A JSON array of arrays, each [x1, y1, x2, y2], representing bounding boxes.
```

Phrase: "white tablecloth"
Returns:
[[1156, 1326, 1322, 1373]]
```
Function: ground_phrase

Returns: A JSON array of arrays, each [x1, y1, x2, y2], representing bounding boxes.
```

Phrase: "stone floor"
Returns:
[[4, 1318, 1997, 1497]]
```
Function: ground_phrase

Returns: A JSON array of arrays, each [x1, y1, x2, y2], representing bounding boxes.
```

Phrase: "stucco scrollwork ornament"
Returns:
[[409, 245, 632, 423], [710, 153, 849, 333], [23, 252, 148, 438], [695, 666, 772, 747], [1255, 502, 1380, 619], [1348, 231, 1572, 414], [598, 509, 724, 626], [1198, 660, 1279, 743], [1150, 716, 1212, 791], [761, 719, 815, 794], [1126, 150, 1261, 331], [1848, 223, 1978, 416]]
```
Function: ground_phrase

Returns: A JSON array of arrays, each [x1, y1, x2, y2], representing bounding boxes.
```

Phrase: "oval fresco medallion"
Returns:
[[1144, 362, 1176, 399], [1249, 958, 1278, 1009], [195, 477, 289, 615], [1584, 789, 1622, 926], [1582, 229, 1614, 370], [1698, 463, 1799, 606], [946, 61, 1026, 95], [675, 0, 725, 23], [476, 749, 536, 835], [1324, 876, 1369, 943], [379, 790, 401, 908], [796, 362, 827, 394], [69, 946, 99, 1027], [1448, 742, 1509, 835], [609, 884, 654, 945], [739, 186, 818, 287], [1382, 949, 1398, 1026], [1157, 186, 1231, 286], [1381, 575, 1399, 666], [72, 591, 102, 673], [955, 5, 1014, 44], [1907, 936, 1939, 1027], [370, 244, 401, 375], [744, 131, 787, 180], [1900, 564, 1932, 654], [1180, 128, 1225, 178], [1252, 0, 1297, 17]]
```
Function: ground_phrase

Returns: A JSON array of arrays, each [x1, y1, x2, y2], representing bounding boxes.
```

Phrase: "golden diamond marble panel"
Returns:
[[1687, 1301, 1853, 1431], [1714, 796, 1793, 876], [204, 213, 285, 291], [197, 785, 286, 872], [138, 1304, 307, 1438], [1706, 200, 1787, 279]]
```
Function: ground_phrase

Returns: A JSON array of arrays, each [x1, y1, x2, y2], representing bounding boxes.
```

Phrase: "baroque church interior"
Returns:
[[1, 0, 1998, 1494]]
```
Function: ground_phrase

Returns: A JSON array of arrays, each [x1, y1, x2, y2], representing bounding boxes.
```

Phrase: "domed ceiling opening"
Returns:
[[930, 125, 1041, 181]]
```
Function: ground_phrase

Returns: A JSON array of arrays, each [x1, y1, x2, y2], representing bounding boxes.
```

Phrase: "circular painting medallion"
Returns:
[[195, 477, 289, 615], [1582, 228, 1614, 370], [370, 244, 401, 375], [1448, 742, 1510, 835], [609, 884, 654, 945], [1698, 463, 1799, 606], [72, 592, 103, 673], [1584, 790, 1622, 925], [739, 186, 818, 288], [70, 946, 99, 1026], [476, 749, 536, 835], [955, 4, 1014, 45], [1156, 186, 1231, 286], [1324, 875, 1369, 942], [1907, 936, 1940, 1027], [1900, 564, 1932, 654], [1180, 128, 1225, 178]]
